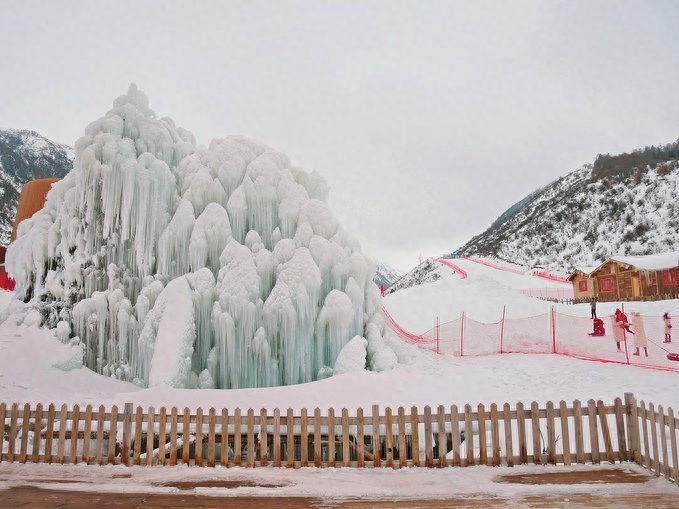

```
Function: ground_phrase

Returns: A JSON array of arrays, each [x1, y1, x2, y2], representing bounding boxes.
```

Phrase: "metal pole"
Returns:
[[622, 302, 630, 364]]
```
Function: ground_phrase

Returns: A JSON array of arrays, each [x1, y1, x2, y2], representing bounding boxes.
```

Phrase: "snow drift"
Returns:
[[6, 84, 392, 389]]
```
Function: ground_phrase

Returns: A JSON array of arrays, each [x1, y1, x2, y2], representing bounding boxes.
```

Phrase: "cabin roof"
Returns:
[[587, 250, 679, 276], [567, 266, 599, 281]]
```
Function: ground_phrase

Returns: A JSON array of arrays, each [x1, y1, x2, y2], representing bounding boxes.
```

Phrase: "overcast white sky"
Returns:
[[2, 0, 679, 271]]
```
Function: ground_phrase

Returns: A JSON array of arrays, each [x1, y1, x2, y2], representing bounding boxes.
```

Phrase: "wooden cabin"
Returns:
[[586, 252, 679, 302], [567, 267, 597, 301]]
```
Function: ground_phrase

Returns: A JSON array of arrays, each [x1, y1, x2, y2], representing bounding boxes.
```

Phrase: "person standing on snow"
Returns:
[[663, 312, 672, 343], [631, 312, 648, 357], [611, 312, 624, 352], [590, 297, 597, 319], [615, 308, 634, 334]]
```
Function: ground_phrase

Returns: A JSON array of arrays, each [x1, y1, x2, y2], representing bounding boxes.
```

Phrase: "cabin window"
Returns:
[[578, 280, 588, 292], [599, 277, 615, 292], [662, 269, 677, 286]]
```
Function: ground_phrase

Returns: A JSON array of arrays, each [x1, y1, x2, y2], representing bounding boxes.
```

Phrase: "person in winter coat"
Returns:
[[590, 297, 597, 319], [663, 312, 672, 343], [611, 313, 624, 351], [631, 312, 648, 357], [614, 308, 634, 334]]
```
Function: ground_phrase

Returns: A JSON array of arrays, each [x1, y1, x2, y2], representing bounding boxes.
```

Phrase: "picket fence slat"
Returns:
[[639, 401, 653, 470], [668, 407, 679, 485], [650, 403, 660, 476], [502, 403, 513, 467], [8, 403, 19, 462], [221, 408, 228, 467], [33, 403, 44, 463], [19, 403, 30, 463], [546, 401, 556, 465], [464, 404, 473, 466], [397, 407, 406, 469], [195, 407, 204, 467], [313, 408, 321, 468], [614, 398, 627, 462], [410, 406, 419, 467], [342, 408, 350, 467], [372, 404, 381, 468]]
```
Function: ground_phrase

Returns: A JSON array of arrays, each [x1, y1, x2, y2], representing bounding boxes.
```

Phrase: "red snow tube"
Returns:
[[667, 353, 679, 362]]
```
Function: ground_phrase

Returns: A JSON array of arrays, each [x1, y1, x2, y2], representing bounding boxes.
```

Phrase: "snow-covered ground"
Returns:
[[1, 257, 678, 499]]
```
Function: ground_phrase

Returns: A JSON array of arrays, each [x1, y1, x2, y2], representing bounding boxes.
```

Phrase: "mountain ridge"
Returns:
[[458, 147, 679, 274], [0, 129, 73, 245]]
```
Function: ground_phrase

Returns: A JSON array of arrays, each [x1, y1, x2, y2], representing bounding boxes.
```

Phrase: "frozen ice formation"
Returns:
[[6, 84, 393, 389]]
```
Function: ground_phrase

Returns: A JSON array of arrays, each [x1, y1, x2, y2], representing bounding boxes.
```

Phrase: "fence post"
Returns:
[[551, 306, 556, 354], [624, 393, 639, 464], [499, 306, 506, 354], [121, 402, 133, 466], [620, 303, 631, 364], [459, 312, 465, 357]]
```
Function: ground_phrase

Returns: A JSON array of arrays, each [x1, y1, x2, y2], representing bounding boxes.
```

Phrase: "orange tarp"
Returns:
[[10, 178, 61, 242]]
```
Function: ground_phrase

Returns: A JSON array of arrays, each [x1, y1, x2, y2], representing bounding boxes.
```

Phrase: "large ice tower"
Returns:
[[6, 84, 395, 389]]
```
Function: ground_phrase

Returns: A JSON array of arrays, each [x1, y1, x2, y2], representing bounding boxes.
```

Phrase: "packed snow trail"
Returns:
[[462, 256, 568, 282]]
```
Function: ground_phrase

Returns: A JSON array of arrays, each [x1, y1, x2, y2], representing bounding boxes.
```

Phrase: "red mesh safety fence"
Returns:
[[461, 317, 501, 356], [383, 306, 679, 373], [501, 313, 552, 354], [520, 288, 574, 301], [434, 258, 468, 279], [530, 269, 569, 283], [460, 256, 524, 275], [437, 317, 462, 356]]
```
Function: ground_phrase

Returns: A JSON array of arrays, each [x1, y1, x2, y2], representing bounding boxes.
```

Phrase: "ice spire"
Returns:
[[6, 85, 393, 389]]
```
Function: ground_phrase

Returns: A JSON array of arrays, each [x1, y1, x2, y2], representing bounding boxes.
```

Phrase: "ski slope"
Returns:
[[384, 256, 576, 332]]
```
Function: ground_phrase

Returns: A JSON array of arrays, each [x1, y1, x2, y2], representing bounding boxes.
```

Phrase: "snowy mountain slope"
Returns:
[[373, 261, 403, 289], [0, 129, 73, 245], [384, 256, 574, 330], [458, 156, 679, 273], [384, 258, 441, 294]]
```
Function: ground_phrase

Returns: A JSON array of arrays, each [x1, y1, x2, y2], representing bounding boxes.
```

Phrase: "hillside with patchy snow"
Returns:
[[459, 158, 679, 273], [0, 129, 73, 244]]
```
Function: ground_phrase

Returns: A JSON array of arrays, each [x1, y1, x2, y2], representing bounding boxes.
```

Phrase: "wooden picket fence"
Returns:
[[0, 393, 677, 484]]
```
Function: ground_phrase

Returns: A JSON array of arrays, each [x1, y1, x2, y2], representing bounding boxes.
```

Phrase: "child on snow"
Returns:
[[663, 312, 672, 343]]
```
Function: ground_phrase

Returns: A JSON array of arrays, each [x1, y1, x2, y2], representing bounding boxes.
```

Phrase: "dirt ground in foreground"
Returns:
[[1, 488, 677, 509], [1, 468, 678, 508]]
